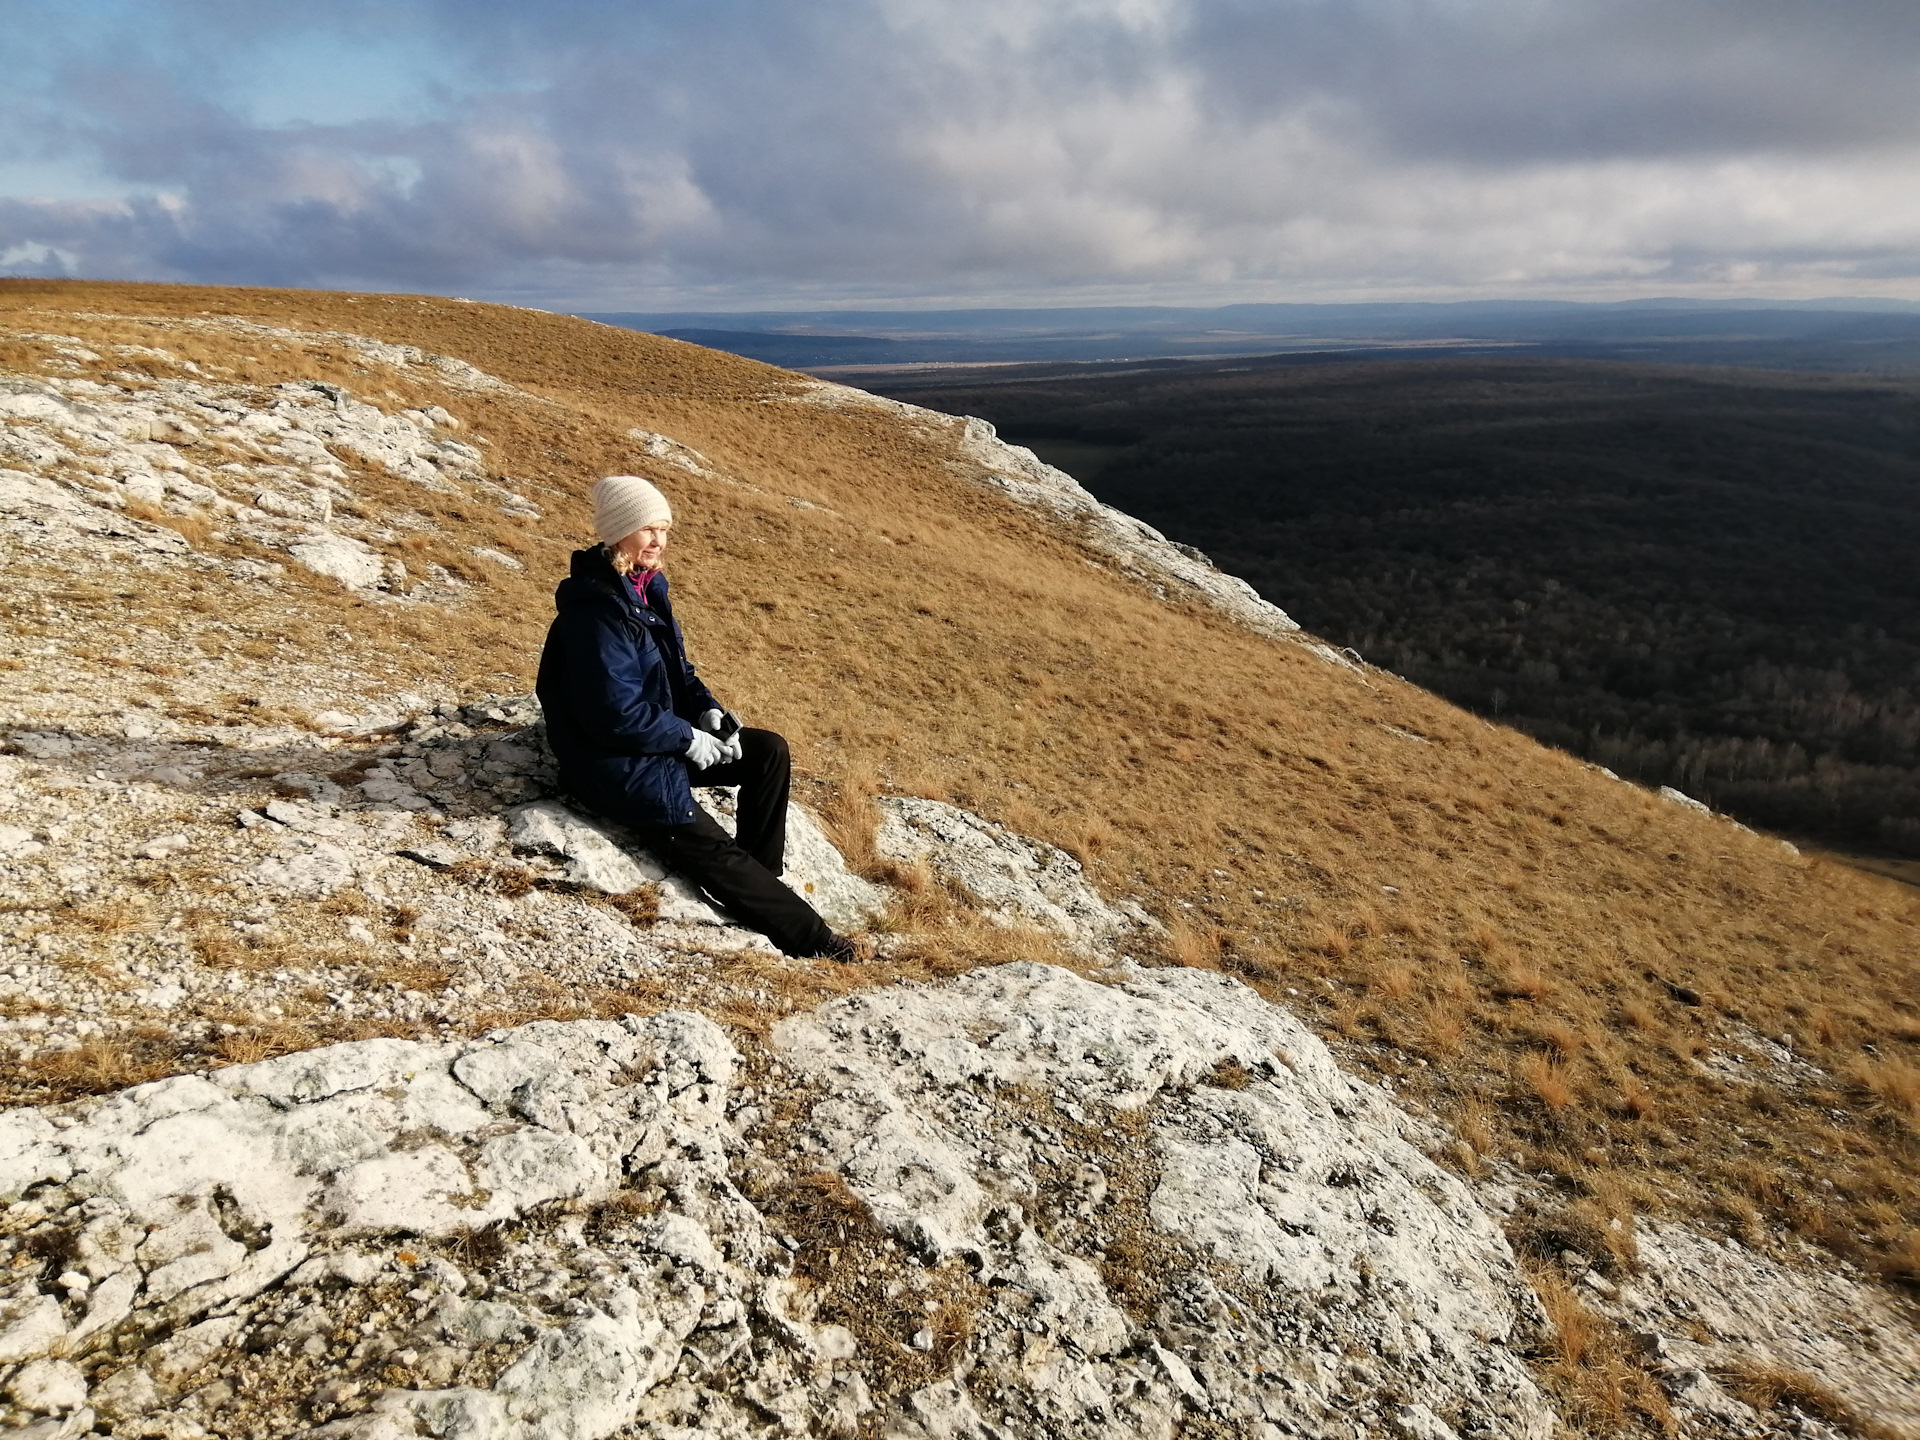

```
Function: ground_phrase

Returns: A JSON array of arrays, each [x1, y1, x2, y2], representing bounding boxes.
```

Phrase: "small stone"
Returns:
[[416, 1345, 464, 1387], [361, 775, 431, 810], [247, 842, 354, 896], [138, 832, 191, 859], [6, 1358, 88, 1414], [911, 1327, 935, 1351], [312, 1378, 362, 1411], [398, 843, 465, 870], [0, 824, 44, 858], [88, 1367, 159, 1420], [263, 798, 322, 829]]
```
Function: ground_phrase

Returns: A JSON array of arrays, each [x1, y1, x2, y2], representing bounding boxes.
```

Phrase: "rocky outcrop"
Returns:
[[775, 961, 1557, 1440], [0, 1011, 814, 1440], [949, 416, 1311, 644], [0, 328, 537, 596], [1589, 1219, 1920, 1436], [874, 796, 1142, 953], [0, 965, 1562, 1440]]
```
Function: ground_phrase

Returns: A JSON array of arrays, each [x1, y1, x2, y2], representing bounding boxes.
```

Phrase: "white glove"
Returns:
[[684, 728, 724, 769], [701, 708, 746, 763]]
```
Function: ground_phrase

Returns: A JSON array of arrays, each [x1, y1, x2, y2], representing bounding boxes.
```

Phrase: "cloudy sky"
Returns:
[[4, 0, 1919, 310]]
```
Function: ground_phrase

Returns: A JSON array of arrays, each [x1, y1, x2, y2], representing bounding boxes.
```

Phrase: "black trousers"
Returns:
[[598, 728, 837, 959]]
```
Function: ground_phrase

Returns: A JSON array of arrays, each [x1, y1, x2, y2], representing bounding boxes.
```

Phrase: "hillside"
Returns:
[[0, 281, 1915, 1439], [860, 356, 1920, 860]]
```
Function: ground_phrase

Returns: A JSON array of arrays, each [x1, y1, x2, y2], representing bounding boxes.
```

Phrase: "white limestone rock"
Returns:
[[14, 959, 1909, 1440], [774, 962, 1557, 1440], [0, 824, 44, 859], [784, 384, 1313, 648], [288, 533, 385, 591], [504, 799, 730, 928], [1591, 1219, 1920, 1435], [0, 1011, 779, 1440], [0, 467, 187, 554], [875, 796, 1130, 951], [246, 840, 356, 896], [952, 415, 1302, 631], [506, 799, 659, 894], [1657, 785, 1712, 814]]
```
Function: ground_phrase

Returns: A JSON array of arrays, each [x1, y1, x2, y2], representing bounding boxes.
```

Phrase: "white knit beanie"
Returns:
[[592, 475, 673, 546]]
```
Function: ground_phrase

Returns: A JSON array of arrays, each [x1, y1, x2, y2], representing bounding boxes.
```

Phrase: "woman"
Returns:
[[535, 474, 870, 961]]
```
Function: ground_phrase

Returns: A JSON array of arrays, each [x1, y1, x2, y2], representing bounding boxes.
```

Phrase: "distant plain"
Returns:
[[592, 298, 1920, 375]]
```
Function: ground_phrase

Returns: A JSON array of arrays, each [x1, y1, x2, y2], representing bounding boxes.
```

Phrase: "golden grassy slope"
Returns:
[[4, 279, 1916, 1310]]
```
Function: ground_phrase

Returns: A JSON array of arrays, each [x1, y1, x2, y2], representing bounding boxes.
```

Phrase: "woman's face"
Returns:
[[616, 522, 671, 571]]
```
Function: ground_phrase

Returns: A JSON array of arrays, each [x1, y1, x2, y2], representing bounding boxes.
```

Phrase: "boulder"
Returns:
[[875, 796, 1130, 951], [504, 799, 733, 928], [700, 788, 888, 931], [288, 533, 384, 591]]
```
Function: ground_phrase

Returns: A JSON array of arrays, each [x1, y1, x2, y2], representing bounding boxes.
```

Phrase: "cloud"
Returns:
[[3, 0, 1919, 306]]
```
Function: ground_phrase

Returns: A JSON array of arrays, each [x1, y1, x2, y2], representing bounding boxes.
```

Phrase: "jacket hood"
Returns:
[[565, 543, 618, 588]]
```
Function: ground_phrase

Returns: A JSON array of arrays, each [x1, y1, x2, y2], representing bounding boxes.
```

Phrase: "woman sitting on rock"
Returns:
[[536, 474, 872, 962]]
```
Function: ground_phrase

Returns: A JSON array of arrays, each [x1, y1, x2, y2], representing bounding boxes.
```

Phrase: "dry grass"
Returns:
[[4, 278, 1918, 1301], [1520, 1052, 1578, 1113], [818, 758, 883, 876], [1529, 1268, 1677, 1436], [74, 898, 147, 933], [445, 857, 540, 899], [123, 498, 216, 546], [1719, 1361, 1902, 1440], [14, 1028, 189, 1098], [190, 923, 283, 972], [1168, 918, 1227, 970], [1853, 1057, 1920, 1127]]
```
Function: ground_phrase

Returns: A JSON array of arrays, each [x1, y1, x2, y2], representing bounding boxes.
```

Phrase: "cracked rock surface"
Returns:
[[0, 965, 1561, 1440]]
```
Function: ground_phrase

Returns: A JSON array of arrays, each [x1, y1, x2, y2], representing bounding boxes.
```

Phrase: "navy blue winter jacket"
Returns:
[[535, 545, 720, 827]]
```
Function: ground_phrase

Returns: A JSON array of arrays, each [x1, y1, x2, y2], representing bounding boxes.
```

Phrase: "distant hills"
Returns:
[[584, 298, 1920, 373]]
